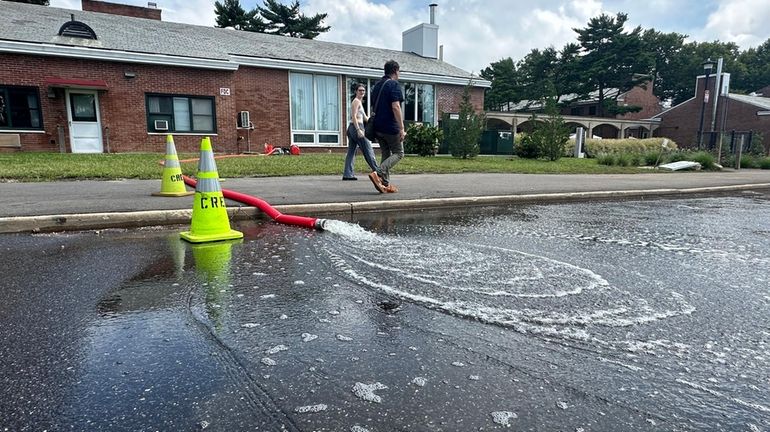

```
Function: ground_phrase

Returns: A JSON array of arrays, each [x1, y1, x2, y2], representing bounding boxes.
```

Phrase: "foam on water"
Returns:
[[323, 219, 385, 243], [320, 222, 697, 349]]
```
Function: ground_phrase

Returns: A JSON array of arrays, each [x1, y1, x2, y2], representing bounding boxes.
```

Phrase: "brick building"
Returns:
[[0, 1, 488, 153], [653, 73, 770, 152]]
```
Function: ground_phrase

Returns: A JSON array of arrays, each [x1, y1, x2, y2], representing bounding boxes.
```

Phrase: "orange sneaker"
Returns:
[[383, 184, 398, 193], [368, 172, 385, 193]]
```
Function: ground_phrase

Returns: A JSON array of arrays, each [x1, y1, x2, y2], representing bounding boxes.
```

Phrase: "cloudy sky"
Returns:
[[48, 0, 770, 74]]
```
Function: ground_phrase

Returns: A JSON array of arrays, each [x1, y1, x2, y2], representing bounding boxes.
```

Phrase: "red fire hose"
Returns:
[[183, 175, 326, 230]]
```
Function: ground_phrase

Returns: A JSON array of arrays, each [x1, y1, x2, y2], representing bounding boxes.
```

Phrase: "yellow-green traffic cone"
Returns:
[[153, 135, 193, 197], [180, 137, 243, 243]]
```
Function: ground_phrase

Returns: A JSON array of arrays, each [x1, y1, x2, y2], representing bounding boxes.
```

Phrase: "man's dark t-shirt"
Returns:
[[371, 77, 404, 135]]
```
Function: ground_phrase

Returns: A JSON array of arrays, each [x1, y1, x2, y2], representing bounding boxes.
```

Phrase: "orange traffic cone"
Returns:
[[180, 137, 244, 243], [153, 135, 193, 197]]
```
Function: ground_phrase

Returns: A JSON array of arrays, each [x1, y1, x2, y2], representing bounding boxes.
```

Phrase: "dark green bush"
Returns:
[[760, 157, 770, 169], [404, 123, 443, 156], [688, 151, 717, 170], [515, 134, 541, 159]]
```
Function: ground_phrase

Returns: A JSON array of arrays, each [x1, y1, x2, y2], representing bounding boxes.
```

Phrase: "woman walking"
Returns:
[[342, 83, 379, 180]]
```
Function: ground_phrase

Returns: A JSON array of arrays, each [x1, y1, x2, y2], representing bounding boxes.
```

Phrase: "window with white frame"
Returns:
[[290, 72, 340, 145], [403, 82, 435, 125], [347, 78, 436, 128]]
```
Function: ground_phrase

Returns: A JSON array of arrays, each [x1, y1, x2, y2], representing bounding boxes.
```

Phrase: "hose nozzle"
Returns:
[[314, 219, 327, 230]]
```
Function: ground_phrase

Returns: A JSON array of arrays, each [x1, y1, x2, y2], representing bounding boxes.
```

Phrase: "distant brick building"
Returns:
[[0, 1, 488, 153], [653, 73, 770, 152]]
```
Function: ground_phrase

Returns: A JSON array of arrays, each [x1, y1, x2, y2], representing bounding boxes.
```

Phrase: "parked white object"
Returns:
[[658, 161, 702, 171]]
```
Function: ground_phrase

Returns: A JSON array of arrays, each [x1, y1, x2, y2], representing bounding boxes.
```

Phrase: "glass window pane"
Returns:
[[418, 84, 434, 124], [404, 82, 416, 122], [315, 75, 339, 131], [30, 109, 41, 128], [148, 96, 172, 114], [69, 94, 97, 122], [192, 115, 213, 131], [173, 97, 191, 131], [293, 133, 314, 143], [191, 98, 213, 115], [0, 93, 8, 127], [318, 134, 338, 143], [290, 73, 314, 130]]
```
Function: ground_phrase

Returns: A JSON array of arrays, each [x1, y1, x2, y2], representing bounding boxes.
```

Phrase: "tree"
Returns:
[[480, 57, 519, 111], [446, 81, 485, 159], [574, 13, 653, 117], [6, 0, 48, 4], [257, 0, 329, 39], [214, 0, 328, 38], [738, 38, 770, 94], [518, 83, 570, 161], [214, 0, 268, 32], [215, 0, 249, 30]]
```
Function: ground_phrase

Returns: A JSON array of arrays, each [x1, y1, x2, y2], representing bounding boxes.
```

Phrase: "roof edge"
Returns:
[[0, 39, 238, 70]]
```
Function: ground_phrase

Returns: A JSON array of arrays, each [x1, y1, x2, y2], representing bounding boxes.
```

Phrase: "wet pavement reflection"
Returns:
[[1, 191, 769, 431]]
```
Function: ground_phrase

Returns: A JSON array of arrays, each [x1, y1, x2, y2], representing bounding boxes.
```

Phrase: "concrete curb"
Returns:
[[1, 183, 769, 234]]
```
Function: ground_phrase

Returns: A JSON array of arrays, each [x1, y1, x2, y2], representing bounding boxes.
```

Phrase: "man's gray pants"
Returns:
[[375, 132, 404, 186]]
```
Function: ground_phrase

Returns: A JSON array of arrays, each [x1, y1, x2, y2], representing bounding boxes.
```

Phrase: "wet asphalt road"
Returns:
[[1, 192, 769, 431]]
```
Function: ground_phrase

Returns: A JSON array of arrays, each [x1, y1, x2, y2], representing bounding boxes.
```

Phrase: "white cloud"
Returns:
[[701, 0, 770, 48]]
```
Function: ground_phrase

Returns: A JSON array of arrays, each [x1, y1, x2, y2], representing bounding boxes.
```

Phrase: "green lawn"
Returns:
[[0, 152, 649, 182]]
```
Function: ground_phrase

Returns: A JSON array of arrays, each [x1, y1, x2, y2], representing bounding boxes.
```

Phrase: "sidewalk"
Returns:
[[1, 170, 770, 233]]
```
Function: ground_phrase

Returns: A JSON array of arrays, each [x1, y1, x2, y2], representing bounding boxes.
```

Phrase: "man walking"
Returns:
[[368, 60, 405, 193]]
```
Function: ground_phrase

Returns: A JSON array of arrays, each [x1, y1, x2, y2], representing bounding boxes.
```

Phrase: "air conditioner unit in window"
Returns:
[[154, 120, 169, 131], [238, 111, 250, 128]]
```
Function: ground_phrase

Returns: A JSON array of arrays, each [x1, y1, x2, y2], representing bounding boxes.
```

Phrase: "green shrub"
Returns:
[[616, 153, 634, 167], [515, 134, 541, 159], [740, 155, 760, 168], [578, 137, 677, 157], [445, 81, 484, 159], [643, 150, 662, 166], [688, 151, 718, 170], [749, 132, 765, 156], [666, 151, 688, 163], [596, 153, 615, 166], [404, 123, 443, 156], [759, 157, 770, 169]]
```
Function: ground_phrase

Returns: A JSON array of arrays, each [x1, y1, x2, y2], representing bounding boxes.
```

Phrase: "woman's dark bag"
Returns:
[[365, 78, 389, 141]]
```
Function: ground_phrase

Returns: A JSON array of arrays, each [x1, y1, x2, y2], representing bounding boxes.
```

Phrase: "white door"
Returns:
[[66, 90, 103, 153]]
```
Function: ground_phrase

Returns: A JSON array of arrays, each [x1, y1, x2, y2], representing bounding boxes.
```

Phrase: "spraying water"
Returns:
[[317, 219, 695, 348]]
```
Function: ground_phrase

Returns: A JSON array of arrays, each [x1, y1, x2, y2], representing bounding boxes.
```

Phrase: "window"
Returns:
[[402, 82, 435, 125], [588, 106, 597, 116], [146, 94, 216, 133], [347, 78, 435, 127], [0, 86, 42, 130], [290, 72, 339, 145], [346, 77, 370, 124]]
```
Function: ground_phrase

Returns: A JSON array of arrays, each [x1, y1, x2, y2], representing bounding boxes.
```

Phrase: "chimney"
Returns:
[[402, 4, 439, 58], [429, 3, 437, 24], [81, 0, 162, 20]]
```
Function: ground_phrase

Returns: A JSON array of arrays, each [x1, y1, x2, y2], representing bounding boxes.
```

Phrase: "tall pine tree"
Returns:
[[574, 13, 652, 117], [257, 0, 329, 39]]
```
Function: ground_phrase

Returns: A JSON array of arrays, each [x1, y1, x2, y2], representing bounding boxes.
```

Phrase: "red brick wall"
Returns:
[[656, 76, 718, 148], [436, 84, 484, 117], [618, 84, 662, 120], [0, 53, 237, 153], [233, 67, 290, 152], [655, 75, 770, 152], [81, 0, 161, 20]]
